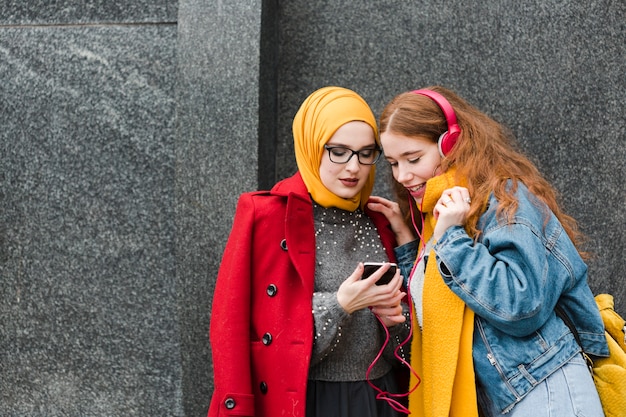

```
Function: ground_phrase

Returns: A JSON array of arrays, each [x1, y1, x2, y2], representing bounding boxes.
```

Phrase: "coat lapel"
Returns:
[[285, 193, 316, 294]]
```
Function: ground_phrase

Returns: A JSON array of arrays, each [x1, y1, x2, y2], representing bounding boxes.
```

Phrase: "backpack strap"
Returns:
[[555, 304, 594, 372]]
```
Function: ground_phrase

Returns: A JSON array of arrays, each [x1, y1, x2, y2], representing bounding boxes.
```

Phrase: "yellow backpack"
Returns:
[[592, 294, 626, 417], [557, 294, 626, 417]]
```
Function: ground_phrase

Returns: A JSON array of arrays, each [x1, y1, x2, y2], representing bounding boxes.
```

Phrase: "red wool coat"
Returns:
[[208, 172, 398, 417]]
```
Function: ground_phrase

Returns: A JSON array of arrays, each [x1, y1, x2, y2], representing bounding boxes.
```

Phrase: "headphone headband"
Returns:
[[411, 89, 462, 156]]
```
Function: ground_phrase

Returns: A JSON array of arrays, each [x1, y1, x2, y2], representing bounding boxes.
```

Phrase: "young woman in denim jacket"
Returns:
[[367, 86, 609, 417]]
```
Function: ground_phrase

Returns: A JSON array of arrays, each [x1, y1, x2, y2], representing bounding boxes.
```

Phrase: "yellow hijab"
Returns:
[[408, 167, 479, 417], [292, 86, 379, 211]]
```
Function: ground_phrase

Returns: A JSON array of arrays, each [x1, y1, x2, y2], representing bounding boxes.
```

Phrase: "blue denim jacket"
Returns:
[[396, 182, 608, 414]]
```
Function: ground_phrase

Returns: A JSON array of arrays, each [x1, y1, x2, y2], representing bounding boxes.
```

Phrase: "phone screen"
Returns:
[[362, 262, 397, 286]]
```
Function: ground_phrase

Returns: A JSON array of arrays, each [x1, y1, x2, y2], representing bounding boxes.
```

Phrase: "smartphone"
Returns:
[[362, 262, 398, 286]]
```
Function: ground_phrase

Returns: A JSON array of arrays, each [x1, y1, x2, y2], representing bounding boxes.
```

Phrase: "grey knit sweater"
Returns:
[[308, 203, 411, 382]]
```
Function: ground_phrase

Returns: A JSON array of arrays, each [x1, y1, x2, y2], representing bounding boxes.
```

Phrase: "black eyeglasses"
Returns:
[[324, 145, 382, 165]]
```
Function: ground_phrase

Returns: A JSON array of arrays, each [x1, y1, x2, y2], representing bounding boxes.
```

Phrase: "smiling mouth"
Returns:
[[407, 183, 425, 193]]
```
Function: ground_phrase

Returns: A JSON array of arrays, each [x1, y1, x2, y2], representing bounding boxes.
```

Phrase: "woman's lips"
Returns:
[[340, 178, 359, 187], [407, 183, 425, 199]]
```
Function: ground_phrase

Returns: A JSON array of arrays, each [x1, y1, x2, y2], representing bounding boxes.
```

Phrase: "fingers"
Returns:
[[388, 268, 403, 292], [348, 263, 365, 283], [371, 304, 407, 326], [438, 186, 472, 208], [361, 262, 395, 286], [366, 197, 400, 219], [370, 283, 406, 307], [366, 273, 405, 313], [367, 195, 392, 205], [368, 199, 416, 244], [340, 263, 404, 314], [434, 187, 472, 241], [372, 266, 403, 295], [435, 186, 471, 221], [382, 314, 407, 326], [371, 304, 403, 317]]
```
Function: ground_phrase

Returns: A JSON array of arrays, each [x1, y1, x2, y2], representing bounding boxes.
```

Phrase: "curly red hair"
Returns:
[[380, 86, 587, 258]]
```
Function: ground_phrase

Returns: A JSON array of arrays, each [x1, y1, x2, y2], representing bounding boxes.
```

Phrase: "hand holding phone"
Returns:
[[362, 262, 398, 286]]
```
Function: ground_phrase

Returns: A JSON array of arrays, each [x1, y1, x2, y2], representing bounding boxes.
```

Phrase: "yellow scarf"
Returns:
[[292, 86, 379, 211], [408, 168, 479, 417]]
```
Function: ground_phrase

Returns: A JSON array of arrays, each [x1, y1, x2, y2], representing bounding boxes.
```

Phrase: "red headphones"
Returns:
[[411, 89, 462, 157]]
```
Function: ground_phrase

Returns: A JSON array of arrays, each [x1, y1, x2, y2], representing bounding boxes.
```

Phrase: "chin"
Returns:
[[336, 190, 360, 200]]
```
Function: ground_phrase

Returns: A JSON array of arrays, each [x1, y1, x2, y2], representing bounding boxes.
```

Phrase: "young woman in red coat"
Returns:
[[208, 86, 413, 417]]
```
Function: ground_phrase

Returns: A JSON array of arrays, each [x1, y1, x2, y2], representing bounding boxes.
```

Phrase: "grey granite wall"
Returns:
[[0, 1, 182, 416], [175, 0, 264, 415], [0, 0, 624, 416]]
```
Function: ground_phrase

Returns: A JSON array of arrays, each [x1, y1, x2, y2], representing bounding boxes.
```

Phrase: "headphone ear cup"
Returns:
[[438, 125, 461, 157], [412, 89, 462, 157], [437, 132, 449, 157]]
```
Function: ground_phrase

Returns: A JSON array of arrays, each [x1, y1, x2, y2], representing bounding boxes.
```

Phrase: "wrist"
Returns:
[[393, 226, 416, 245], [336, 292, 355, 314]]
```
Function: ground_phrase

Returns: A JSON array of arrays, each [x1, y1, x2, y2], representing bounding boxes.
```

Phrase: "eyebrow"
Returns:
[[398, 149, 423, 157], [326, 142, 379, 149], [385, 149, 423, 161]]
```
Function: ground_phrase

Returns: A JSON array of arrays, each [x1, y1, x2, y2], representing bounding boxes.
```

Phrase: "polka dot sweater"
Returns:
[[308, 203, 410, 382]]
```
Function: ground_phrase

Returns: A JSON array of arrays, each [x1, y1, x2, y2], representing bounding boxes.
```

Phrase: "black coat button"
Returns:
[[280, 239, 288, 251], [224, 398, 236, 409], [262, 332, 272, 345], [260, 381, 268, 394], [266, 284, 278, 297]]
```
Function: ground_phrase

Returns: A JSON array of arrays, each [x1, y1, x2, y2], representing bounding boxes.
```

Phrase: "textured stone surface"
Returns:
[[0, 25, 181, 415], [175, 0, 263, 415], [0, 0, 624, 416], [0, 0, 176, 24]]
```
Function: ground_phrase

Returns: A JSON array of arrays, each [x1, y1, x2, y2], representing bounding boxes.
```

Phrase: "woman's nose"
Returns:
[[396, 164, 412, 183], [345, 155, 361, 171]]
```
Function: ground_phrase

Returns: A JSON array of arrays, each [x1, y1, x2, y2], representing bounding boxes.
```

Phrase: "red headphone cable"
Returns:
[[365, 194, 427, 414]]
